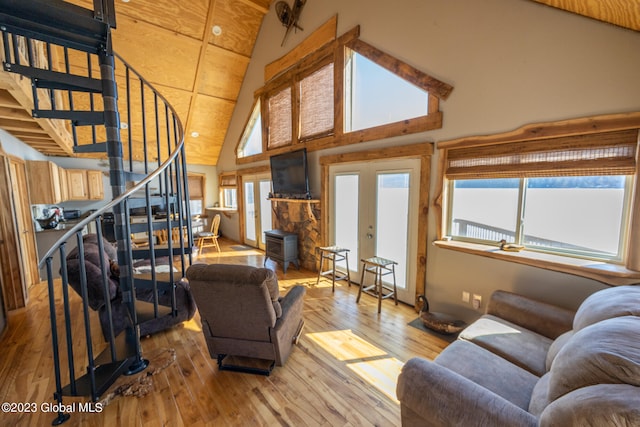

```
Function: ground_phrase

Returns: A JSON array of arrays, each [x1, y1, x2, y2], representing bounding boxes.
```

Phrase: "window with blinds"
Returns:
[[267, 87, 293, 149], [299, 62, 334, 140], [444, 129, 638, 261]]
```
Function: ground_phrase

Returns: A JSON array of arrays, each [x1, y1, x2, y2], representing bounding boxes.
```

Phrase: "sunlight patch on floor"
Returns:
[[306, 329, 387, 361], [347, 357, 403, 403], [181, 318, 202, 332]]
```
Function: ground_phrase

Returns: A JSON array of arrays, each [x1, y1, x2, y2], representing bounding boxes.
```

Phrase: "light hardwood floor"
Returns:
[[0, 238, 449, 426]]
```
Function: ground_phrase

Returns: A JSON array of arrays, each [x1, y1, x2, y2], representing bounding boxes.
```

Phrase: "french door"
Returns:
[[243, 173, 273, 250], [329, 159, 420, 304]]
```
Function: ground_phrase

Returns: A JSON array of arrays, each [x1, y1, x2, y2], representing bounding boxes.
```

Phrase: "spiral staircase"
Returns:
[[0, 0, 194, 424]]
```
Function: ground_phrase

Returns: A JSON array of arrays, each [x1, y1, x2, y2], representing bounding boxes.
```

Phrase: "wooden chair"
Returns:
[[197, 213, 221, 253]]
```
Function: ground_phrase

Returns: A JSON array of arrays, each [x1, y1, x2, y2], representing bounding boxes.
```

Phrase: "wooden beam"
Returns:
[[439, 111, 640, 149], [346, 38, 454, 100], [265, 15, 338, 81]]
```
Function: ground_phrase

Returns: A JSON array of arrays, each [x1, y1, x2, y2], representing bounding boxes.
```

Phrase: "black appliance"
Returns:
[[65, 209, 81, 219], [102, 212, 116, 242]]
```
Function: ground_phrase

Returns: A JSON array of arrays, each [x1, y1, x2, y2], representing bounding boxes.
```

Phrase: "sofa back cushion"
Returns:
[[573, 285, 640, 331], [548, 316, 640, 402]]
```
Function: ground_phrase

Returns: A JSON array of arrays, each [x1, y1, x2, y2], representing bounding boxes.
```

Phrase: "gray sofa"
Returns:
[[396, 285, 640, 426]]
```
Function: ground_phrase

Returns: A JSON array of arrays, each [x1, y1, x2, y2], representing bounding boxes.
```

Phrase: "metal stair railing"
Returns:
[[0, 1, 193, 424]]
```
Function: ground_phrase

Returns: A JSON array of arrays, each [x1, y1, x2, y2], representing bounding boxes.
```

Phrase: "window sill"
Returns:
[[433, 240, 640, 286]]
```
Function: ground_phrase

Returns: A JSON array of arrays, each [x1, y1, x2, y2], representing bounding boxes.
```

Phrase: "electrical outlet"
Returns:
[[472, 294, 482, 310], [462, 291, 470, 303]]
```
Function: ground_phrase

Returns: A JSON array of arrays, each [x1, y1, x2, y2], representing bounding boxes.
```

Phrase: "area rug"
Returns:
[[408, 318, 458, 343], [99, 347, 176, 406]]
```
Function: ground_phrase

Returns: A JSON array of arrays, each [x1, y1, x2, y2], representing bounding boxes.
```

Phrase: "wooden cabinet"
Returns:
[[58, 167, 69, 201], [26, 160, 62, 204], [87, 170, 104, 200], [66, 169, 88, 200], [67, 169, 104, 201]]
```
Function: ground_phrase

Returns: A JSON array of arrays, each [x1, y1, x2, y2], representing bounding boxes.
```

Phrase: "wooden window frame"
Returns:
[[236, 22, 453, 165], [433, 112, 640, 286]]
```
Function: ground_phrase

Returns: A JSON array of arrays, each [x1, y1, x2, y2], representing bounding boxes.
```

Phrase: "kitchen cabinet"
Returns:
[[58, 167, 69, 201], [87, 170, 104, 200], [67, 169, 104, 201], [26, 160, 62, 204], [66, 169, 88, 200]]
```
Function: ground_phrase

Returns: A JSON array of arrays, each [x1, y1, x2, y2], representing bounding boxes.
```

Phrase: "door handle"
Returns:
[[367, 233, 373, 239]]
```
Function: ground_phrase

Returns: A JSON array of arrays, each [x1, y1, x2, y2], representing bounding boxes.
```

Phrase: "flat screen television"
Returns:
[[270, 148, 310, 199]]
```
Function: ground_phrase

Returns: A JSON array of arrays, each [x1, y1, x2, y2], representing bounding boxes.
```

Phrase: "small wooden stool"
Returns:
[[356, 256, 398, 313], [316, 246, 351, 291]]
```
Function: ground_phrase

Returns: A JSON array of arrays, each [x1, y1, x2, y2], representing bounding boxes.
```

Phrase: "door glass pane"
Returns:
[[375, 173, 410, 289], [259, 180, 272, 245], [450, 178, 520, 241], [244, 182, 256, 242], [334, 174, 359, 269], [523, 176, 626, 257]]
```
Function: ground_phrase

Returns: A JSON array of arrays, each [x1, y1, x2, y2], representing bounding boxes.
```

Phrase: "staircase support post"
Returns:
[[98, 35, 148, 375]]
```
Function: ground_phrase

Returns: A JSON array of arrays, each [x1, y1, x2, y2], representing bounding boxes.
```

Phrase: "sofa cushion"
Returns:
[[573, 285, 640, 331], [528, 372, 551, 416], [459, 314, 552, 376], [540, 384, 640, 427], [436, 340, 539, 410], [548, 316, 640, 402], [544, 330, 574, 372]]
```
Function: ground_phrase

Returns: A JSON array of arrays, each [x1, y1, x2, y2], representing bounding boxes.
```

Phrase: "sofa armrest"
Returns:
[[397, 358, 537, 427], [487, 290, 575, 339]]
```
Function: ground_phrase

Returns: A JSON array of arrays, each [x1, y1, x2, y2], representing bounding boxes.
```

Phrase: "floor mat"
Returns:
[[229, 245, 253, 251], [407, 318, 458, 343]]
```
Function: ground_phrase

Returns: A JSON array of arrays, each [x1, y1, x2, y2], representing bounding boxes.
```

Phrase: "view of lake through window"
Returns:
[[450, 176, 628, 259]]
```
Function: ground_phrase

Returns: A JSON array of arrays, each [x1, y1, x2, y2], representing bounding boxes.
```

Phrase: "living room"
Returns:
[[0, 0, 639, 425]]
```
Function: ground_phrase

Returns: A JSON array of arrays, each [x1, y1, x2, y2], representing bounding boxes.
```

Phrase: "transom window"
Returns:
[[235, 23, 453, 163], [236, 100, 262, 158], [344, 49, 429, 132]]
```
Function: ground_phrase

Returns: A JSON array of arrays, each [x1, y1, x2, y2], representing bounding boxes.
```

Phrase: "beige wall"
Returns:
[[217, 0, 640, 319]]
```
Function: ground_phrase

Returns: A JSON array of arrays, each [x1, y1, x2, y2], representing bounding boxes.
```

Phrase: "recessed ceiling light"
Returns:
[[212, 25, 222, 36], [191, 131, 200, 138], [122, 0, 130, 3], [121, 122, 129, 129]]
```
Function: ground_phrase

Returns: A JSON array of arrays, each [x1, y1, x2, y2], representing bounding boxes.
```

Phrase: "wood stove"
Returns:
[[264, 230, 299, 273]]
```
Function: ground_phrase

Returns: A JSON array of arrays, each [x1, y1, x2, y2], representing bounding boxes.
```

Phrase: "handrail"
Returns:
[[37, 51, 185, 268]]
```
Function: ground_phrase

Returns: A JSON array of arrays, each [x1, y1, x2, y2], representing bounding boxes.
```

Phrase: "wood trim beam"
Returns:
[[346, 38, 454, 100], [265, 15, 338, 81], [439, 112, 640, 149]]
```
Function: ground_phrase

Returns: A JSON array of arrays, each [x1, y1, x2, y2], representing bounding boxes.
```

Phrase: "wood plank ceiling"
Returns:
[[0, 0, 272, 166], [99, 0, 273, 166], [0, 0, 638, 166], [532, 0, 640, 32]]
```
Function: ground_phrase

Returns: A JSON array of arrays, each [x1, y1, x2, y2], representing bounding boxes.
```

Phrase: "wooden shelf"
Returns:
[[269, 198, 320, 222], [268, 198, 320, 203]]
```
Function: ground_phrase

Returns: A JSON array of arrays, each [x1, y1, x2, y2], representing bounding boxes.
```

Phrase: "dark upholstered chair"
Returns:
[[186, 263, 306, 375], [65, 234, 196, 341]]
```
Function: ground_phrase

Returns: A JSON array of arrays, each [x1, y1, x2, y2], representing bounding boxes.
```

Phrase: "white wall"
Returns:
[[217, 0, 640, 318], [0, 129, 48, 161]]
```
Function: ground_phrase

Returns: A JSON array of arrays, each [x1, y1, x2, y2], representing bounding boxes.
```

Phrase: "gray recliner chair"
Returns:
[[186, 263, 306, 375]]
